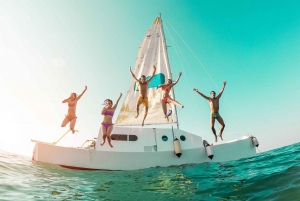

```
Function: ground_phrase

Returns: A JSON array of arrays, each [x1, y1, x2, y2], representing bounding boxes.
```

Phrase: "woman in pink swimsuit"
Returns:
[[100, 93, 122, 148], [61, 86, 87, 134], [158, 72, 184, 121]]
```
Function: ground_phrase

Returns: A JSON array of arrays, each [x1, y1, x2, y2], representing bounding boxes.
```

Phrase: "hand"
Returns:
[[120, 92, 123, 96], [153, 65, 156, 70], [193, 88, 198, 92], [85, 86, 87, 90], [129, 66, 132, 72], [179, 72, 182, 76], [223, 81, 227, 85]]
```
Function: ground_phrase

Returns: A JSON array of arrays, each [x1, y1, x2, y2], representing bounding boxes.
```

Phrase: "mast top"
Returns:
[[153, 17, 161, 24]]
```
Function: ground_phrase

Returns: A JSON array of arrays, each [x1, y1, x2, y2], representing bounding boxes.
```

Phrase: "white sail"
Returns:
[[116, 17, 177, 126]]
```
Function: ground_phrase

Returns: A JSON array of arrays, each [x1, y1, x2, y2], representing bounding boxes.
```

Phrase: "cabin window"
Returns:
[[180, 135, 186, 141], [111, 134, 127, 141], [162, 135, 168, 141], [129, 135, 138, 141]]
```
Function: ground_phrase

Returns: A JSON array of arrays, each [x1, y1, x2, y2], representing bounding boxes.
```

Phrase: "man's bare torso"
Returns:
[[139, 81, 149, 99], [209, 97, 220, 113]]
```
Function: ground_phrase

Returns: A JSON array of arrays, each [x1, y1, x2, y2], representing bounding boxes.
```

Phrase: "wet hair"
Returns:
[[167, 79, 172, 83], [141, 75, 146, 79], [210, 91, 216, 94], [104, 99, 113, 105]]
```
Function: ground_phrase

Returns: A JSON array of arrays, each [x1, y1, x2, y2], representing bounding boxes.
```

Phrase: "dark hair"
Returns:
[[141, 75, 146, 78], [211, 91, 216, 94], [167, 79, 172, 82], [104, 99, 113, 105]]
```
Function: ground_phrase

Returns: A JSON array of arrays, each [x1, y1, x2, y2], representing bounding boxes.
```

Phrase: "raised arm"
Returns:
[[147, 65, 156, 83], [62, 97, 71, 103], [171, 72, 182, 86], [129, 67, 139, 82], [112, 93, 123, 110], [76, 86, 87, 101], [193, 88, 210, 100], [216, 81, 227, 98]]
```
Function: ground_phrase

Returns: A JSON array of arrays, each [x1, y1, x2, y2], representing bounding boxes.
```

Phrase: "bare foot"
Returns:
[[181, 105, 184, 108], [109, 144, 113, 148], [215, 135, 218, 142], [218, 134, 223, 141], [100, 141, 105, 146], [135, 113, 139, 118], [142, 120, 145, 127], [71, 129, 75, 134]]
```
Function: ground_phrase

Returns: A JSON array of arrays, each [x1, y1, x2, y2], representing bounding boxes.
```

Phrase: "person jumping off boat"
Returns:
[[129, 65, 156, 126], [193, 81, 227, 142], [158, 72, 184, 122], [61, 86, 87, 134], [100, 93, 122, 148]]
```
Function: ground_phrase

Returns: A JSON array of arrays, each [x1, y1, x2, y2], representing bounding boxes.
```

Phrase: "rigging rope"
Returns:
[[164, 18, 238, 120], [164, 24, 198, 106]]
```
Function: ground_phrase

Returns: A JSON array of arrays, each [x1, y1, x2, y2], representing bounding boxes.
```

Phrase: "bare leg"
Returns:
[[161, 101, 169, 122], [216, 115, 225, 141], [168, 98, 184, 108], [100, 125, 107, 146], [135, 102, 141, 118], [210, 116, 217, 142], [61, 117, 70, 127], [70, 118, 77, 134], [142, 107, 148, 126], [106, 125, 114, 148]]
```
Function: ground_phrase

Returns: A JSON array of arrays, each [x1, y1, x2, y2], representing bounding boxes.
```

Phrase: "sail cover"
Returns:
[[115, 17, 177, 126]]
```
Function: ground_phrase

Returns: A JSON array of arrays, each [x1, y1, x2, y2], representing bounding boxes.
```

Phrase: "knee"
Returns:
[[222, 124, 226, 128]]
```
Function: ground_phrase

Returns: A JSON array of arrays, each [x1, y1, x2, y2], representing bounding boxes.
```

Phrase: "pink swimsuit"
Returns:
[[68, 101, 76, 107], [162, 86, 170, 103], [102, 110, 114, 128], [66, 101, 77, 121], [162, 86, 169, 91]]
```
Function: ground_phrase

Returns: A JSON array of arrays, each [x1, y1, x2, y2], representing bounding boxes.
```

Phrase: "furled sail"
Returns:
[[115, 17, 177, 126]]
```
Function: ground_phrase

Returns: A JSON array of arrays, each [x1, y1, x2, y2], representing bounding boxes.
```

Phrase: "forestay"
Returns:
[[115, 17, 177, 126]]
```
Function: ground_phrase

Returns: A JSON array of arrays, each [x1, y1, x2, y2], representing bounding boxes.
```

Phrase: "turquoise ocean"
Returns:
[[1, 142, 300, 201]]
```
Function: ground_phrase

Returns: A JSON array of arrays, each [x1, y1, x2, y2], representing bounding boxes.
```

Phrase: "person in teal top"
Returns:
[[193, 81, 227, 142]]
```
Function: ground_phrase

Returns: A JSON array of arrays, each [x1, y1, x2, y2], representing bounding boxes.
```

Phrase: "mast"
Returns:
[[159, 14, 179, 129]]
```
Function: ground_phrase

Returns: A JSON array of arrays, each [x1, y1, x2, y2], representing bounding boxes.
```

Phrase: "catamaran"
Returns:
[[31, 16, 259, 171]]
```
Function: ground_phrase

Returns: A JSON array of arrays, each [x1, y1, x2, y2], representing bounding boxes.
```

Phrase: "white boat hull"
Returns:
[[32, 127, 256, 170]]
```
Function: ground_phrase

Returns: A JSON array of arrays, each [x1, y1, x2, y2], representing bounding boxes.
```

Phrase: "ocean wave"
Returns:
[[0, 143, 300, 200]]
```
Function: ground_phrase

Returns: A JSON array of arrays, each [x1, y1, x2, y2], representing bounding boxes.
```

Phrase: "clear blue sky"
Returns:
[[0, 0, 299, 156]]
